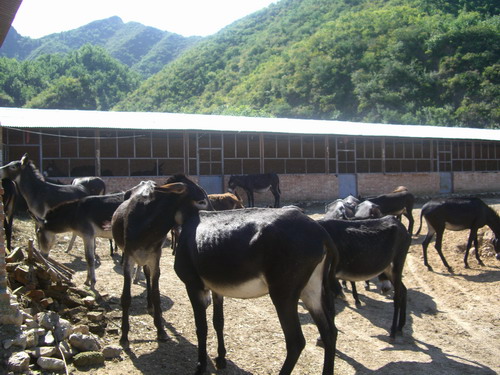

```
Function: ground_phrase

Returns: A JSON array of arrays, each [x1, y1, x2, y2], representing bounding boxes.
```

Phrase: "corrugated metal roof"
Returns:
[[1, 107, 499, 141]]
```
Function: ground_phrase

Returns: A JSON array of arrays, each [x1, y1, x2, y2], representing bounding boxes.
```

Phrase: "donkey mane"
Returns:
[[27, 160, 46, 181]]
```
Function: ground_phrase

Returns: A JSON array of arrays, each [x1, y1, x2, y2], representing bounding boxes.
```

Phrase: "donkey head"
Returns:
[[0, 153, 30, 182], [158, 174, 212, 225]]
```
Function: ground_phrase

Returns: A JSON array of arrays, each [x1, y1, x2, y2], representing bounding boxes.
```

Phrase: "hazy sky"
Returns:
[[11, 0, 279, 38]]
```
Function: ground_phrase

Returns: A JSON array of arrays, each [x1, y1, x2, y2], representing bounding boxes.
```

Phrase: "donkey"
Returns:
[[72, 176, 106, 195], [324, 199, 355, 220], [318, 216, 411, 338], [170, 192, 245, 254], [36, 183, 147, 287], [227, 172, 281, 208], [0, 154, 90, 221], [176, 205, 338, 374], [360, 189, 415, 235], [416, 197, 500, 272], [111, 175, 211, 347], [65, 176, 108, 253], [2, 178, 19, 251]]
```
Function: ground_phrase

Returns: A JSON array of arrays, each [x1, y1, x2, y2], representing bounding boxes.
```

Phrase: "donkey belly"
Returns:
[[445, 222, 468, 231], [202, 274, 269, 299], [337, 269, 385, 282], [253, 186, 270, 194]]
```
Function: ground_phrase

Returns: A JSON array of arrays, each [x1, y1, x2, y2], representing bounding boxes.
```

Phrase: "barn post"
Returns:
[[95, 129, 101, 176]]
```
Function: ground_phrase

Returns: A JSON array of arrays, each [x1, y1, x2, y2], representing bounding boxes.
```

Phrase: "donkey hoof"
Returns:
[[215, 356, 227, 369], [157, 330, 168, 342], [447, 267, 454, 273], [119, 337, 129, 349], [478, 261, 485, 266]]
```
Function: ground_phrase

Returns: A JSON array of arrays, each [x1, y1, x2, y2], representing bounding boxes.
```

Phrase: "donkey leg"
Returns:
[[300, 258, 336, 375], [66, 234, 77, 253], [186, 287, 210, 375], [247, 191, 254, 208], [397, 281, 408, 333], [212, 292, 227, 369], [149, 250, 167, 342], [404, 211, 414, 236], [421, 231, 435, 271], [474, 235, 484, 266], [83, 236, 97, 287], [434, 231, 453, 272], [120, 255, 134, 347], [4, 217, 12, 251], [143, 265, 153, 313], [270, 292, 305, 375], [271, 187, 280, 208], [467, 229, 484, 266], [109, 239, 115, 256], [351, 282, 361, 307]]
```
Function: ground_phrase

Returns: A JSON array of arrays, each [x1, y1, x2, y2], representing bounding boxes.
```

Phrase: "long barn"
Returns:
[[1, 107, 499, 204]]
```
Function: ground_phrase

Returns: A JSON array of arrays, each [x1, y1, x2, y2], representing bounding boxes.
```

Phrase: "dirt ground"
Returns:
[[9, 200, 500, 375]]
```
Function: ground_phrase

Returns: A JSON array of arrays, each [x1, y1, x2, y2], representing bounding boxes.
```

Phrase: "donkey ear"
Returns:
[[155, 182, 187, 195], [21, 153, 29, 166]]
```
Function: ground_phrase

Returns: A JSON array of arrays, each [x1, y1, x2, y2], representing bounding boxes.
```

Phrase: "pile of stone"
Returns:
[[4, 309, 122, 373], [2, 241, 122, 373]]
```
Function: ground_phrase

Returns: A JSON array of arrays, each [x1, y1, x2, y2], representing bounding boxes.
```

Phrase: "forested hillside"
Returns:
[[0, 45, 141, 110], [1, 0, 498, 128], [0, 17, 201, 77], [116, 0, 499, 128]]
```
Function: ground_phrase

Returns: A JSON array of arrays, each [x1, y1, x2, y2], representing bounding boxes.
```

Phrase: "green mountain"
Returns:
[[0, 16, 202, 77], [116, 0, 500, 128]]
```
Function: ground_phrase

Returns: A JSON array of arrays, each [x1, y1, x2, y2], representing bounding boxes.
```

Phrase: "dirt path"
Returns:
[[9, 203, 500, 374]]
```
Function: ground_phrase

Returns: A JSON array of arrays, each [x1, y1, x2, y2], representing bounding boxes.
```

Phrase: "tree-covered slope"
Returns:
[[116, 0, 499, 128], [0, 44, 140, 110], [0, 17, 201, 77]]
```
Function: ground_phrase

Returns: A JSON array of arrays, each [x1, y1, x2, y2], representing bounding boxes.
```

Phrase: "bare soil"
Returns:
[[9, 201, 500, 375]]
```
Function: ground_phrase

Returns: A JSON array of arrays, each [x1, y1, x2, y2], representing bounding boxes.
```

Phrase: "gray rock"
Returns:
[[102, 345, 123, 359], [7, 351, 30, 372], [69, 332, 100, 352], [72, 324, 90, 335], [3, 332, 27, 350], [72, 351, 105, 367], [41, 330, 55, 346], [36, 311, 60, 331], [37, 356, 66, 371], [24, 328, 38, 348], [55, 340, 76, 361], [29, 346, 58, 358], [87, 311, 105, 322], [54, 318, 73, 341]]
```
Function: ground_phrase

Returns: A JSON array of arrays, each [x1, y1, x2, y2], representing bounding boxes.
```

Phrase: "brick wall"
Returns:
[[454, 172, 500, 193], [90, 171, 498, 206], [358, 173, 440, 197]]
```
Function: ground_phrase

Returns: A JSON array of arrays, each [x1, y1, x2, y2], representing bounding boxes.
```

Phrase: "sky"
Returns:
[[11, 0, 279, 39]]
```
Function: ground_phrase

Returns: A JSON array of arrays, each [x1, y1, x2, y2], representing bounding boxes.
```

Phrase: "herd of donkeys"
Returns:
[[1, 153, 499, 374]]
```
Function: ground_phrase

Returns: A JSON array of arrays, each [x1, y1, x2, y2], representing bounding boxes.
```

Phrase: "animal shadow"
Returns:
[[337, 338, 497, 374], [122, 319, 252, 375]]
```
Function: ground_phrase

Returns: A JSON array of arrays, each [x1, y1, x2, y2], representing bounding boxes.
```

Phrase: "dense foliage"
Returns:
[[0, 45, 141, 110], [0, 17, 201, 78], [116, 0, 499, 128], [1, 0, 498, 128]]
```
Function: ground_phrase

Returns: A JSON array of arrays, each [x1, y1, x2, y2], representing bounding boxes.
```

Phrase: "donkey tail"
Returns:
[[415, 210, 424, 235]]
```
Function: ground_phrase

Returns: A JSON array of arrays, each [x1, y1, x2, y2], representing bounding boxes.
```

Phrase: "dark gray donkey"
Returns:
[[227, 172, 281, 208], [416, 197, 500, 272]]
